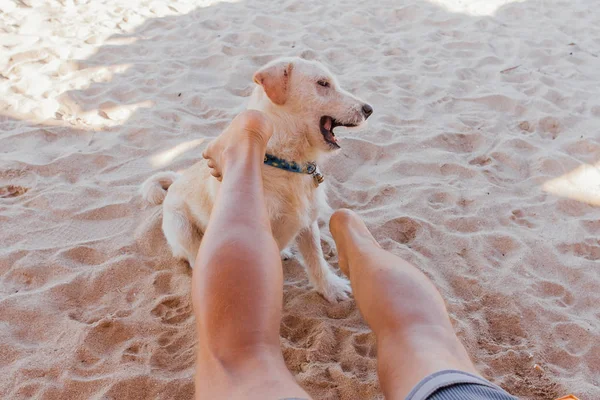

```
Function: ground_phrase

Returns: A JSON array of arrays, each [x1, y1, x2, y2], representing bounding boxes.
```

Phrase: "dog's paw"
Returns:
[[316, 272, 352, 303], [280, 248, 294, 261]]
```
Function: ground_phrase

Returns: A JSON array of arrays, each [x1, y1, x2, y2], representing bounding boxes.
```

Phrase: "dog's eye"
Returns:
[[317, 80, 330, 88]]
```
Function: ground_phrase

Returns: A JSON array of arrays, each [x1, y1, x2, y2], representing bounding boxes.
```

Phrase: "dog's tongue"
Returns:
[[323, 116, 333, 132], [320, 116, 339, 147]]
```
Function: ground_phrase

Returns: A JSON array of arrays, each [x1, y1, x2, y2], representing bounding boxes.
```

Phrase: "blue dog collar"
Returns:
[[263, 153, 324, 186]]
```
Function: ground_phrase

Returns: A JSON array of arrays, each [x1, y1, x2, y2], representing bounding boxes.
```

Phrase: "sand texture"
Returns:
[[1, 0, 599, 399]]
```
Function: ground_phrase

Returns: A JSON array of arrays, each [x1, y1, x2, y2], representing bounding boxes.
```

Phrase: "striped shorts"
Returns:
[[406, 370, 519, 400]]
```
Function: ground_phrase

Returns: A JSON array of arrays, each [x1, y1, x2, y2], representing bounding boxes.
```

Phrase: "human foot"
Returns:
[[202, 110, 273, 180], [329, 209, 380, 277]]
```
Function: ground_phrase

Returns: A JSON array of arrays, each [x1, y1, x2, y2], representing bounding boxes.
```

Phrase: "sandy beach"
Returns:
[[1, 0, 599, 399]]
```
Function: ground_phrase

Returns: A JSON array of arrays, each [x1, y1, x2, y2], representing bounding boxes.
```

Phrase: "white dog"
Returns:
[[141, 57, 373, 302]]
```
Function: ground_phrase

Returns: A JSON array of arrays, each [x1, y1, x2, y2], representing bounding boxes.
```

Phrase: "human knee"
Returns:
[[329, 208, 355, 230]]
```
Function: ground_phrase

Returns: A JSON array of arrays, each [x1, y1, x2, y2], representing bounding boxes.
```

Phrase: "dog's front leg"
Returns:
[[296, 221, 351, 302]]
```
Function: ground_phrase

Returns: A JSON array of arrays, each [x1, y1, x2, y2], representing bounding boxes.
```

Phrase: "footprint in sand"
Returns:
[[533, 280, 574, 307], [122, 342, 145, 363], [380, 216, 421, 244], [538, 116, 562, 139], [0, 185, 28, 198], [150, 331, 195, 372], [558, 240, 600, 261], [83, 319, 135, 354], [151, 295, 192, 325], [469, 155, 492, 167], [151, 271, 174, 294], [518, 120, 534, 132], [281, 314, 317, 344], [352, 332, 377, 358], [510, 209, 537, 229]]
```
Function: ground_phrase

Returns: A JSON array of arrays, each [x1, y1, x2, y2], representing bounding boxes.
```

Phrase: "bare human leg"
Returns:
[[330, 209, 479, 400], [193, 110, 311, 400]]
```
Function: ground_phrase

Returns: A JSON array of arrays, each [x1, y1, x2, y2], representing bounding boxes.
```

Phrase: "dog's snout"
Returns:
[[362, 104, 373, 118]]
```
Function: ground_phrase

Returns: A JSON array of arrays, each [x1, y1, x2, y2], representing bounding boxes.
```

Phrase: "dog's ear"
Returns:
[[253, 61, 293, 106]]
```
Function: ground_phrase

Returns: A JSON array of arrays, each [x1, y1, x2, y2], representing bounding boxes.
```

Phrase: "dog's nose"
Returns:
[[362, 104, 373, 118]]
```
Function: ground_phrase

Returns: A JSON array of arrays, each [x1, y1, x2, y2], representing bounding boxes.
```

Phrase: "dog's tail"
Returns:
[[140, 171, 180, 205]]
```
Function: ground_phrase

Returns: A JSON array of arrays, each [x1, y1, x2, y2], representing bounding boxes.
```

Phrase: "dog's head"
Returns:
[[252, 57, 373, 155]]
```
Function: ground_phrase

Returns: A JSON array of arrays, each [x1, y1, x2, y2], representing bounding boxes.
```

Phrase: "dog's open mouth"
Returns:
[[319, 116, 358, 148]]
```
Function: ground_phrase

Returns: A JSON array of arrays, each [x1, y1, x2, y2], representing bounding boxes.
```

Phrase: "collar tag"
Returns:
[[312, 171, 324, 186]]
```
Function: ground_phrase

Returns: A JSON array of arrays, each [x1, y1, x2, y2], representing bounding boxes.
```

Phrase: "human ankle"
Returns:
[[221, 145, 263, 171]]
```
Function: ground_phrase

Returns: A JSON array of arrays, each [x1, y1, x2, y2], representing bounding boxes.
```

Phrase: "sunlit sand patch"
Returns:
[[543, 161, 600, 206], [0, 0, 240, 129], [428, 0, 526, 16], [149, 138, 206, 169]]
